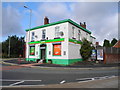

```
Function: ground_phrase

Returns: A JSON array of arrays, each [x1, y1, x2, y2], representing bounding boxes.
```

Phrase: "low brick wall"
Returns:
[[104, 54, 120, 64]]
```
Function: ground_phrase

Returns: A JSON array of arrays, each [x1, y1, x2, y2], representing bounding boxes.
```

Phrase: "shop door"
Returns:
[[41, 49, 46, 59], [40, 44, 46, 60]]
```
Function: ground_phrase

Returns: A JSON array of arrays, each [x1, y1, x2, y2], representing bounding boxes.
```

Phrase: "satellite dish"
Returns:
[[59, 31, 64, 36]]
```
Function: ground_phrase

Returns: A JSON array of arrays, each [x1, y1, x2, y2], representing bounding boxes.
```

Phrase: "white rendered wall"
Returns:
[[68, 23, 82, 59], [26, 22, 69, 59], [68, 43, 82, 59], [68, 23, 91, 41]]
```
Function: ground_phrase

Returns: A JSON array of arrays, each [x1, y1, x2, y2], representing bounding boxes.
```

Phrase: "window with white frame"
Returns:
[[72, 27, 75, 38], [31, 32, 35, 41], [78, 30, 81, 40], [55, 26, 60, 37], [42, 29, 46, 39]]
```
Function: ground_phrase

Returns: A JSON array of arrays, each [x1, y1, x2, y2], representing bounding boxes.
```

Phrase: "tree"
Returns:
[[2, 35, 25, 58], [110, 38, 117, 46], [80, 39, 95, 60], [103, 39, 110, 47]]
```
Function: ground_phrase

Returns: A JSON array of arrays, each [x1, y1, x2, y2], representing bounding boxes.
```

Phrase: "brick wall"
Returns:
[[104, 53, 120, 64], [103, 47, 120, 64]]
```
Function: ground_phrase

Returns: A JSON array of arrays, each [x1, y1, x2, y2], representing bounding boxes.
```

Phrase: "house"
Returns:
[[25, 17, 96, 65], [113, 40, 120, 48]]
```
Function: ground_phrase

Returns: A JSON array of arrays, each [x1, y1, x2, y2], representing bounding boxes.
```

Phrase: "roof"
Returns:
[[90, 36, 96, 39], [26, 19, 91, 34], [113, 40, 120, 48]]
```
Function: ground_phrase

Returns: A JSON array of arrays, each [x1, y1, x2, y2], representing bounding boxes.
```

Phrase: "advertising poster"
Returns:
[[30, 46, 35, 55], [53, 44, 61, 55], [97, 49, 103, 60], [91, 50, 97, 60]]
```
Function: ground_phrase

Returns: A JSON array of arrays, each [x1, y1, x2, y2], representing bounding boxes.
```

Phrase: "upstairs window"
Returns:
[[55, 26, 60, 37], [42, 29, 46, 39], [31, 32, 35, 41], [78, 30, 81, 40], [72, 27, 75, 38]]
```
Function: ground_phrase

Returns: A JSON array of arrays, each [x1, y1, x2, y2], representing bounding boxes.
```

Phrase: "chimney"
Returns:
[[96, 42, 99, 46], [80, 22, 86, 29], [44, 16, 49, 25]]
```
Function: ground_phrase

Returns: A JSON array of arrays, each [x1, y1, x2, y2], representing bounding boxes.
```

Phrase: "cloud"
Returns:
[[34, 2, 118, 45], [2, 5, 25, 41], [1, 2, 118, 44], [34, 2, 71, 26], [69, 2, 118, 45]]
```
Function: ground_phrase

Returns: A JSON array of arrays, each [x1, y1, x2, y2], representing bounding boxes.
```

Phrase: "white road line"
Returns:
[[9, 80, 25, 86], [77, 75, 117, 83], [1, 85, 45, 87], [76, 78, 92, 81], [78, 80, 93, 83], [60, 80, 66, 84], [22, 80, 42, 81], [1, 79, 42, 81], [0, 79, 20, 81]]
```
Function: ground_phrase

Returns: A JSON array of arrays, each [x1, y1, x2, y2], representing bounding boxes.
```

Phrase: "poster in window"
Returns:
[[30, 46, 35, 55], [53, 44, 61, 55]]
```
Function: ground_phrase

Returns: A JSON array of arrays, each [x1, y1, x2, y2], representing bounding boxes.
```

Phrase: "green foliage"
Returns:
[[103, 39, 110, 47], [110, 38, 117, 46], [103, 38, 118, 47], [2, 35, 25, 58], [80, 39, 95, 60]]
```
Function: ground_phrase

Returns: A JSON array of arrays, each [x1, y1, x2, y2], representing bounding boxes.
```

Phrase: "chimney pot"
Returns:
[[44, 16, 49, 25], [84, 22, 86, 25], [96, 42, 99, 46], [80, 22, 86, 29], [80, 22, 82, 25]]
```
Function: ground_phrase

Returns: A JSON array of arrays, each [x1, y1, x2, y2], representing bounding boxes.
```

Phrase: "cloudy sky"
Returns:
[[2, 1, 119, 45]]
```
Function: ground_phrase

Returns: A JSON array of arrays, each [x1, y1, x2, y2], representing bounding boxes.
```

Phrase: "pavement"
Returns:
[[1, 58, 119, 69]]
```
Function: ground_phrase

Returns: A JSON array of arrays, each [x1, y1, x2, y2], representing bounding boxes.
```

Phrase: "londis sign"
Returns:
[[53, 44, 61, 55]]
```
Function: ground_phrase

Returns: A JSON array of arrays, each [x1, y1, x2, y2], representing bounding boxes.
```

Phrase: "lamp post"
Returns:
[[24, 5, 32, 61], [8, 36, 10, 57]]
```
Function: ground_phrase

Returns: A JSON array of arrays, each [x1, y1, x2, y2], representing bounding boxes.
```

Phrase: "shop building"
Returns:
[[25, 17, 95, 65]]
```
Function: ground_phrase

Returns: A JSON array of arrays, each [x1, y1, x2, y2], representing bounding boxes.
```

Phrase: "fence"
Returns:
[[103, 47, 120, 64]]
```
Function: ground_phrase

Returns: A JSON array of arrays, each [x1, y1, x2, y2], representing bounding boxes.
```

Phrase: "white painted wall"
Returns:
[[26, 22, 69, 59], [68, 43, 82, 59], [68, 23, 91, 42], [26, 21, 95, 60]]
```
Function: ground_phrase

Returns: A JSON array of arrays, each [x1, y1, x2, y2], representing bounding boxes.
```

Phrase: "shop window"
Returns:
[[64, 51, 66, 55], [53, 44, 61, 56], [49, 51, 51, 55], [30, 46, 35, 55]]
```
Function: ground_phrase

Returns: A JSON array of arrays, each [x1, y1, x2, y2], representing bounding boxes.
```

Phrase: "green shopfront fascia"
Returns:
[[26, 38, 83, 65]]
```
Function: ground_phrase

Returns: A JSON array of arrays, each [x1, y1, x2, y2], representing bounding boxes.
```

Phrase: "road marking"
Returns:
[[60, 80, 66, 84], [1, 84, 45, 87], [9, 80, 25, 86], [1, 79, 42, 81], [76, 78, 92, 81], [77, 75, 117, 83]]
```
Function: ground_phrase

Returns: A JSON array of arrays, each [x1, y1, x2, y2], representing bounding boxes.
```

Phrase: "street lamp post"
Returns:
[[24, 5, 32, 62], [8, 36, 10, 57]]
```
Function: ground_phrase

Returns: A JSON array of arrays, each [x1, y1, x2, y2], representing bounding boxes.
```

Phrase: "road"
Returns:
[[1, 64, 119, 88]]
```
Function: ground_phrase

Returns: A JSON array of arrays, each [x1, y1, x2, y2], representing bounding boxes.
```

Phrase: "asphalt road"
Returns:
[[2, 65, 119, 87]]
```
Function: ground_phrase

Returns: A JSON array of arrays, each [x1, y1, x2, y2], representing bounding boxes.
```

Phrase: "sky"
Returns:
[[1, 1, 119, 45]]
